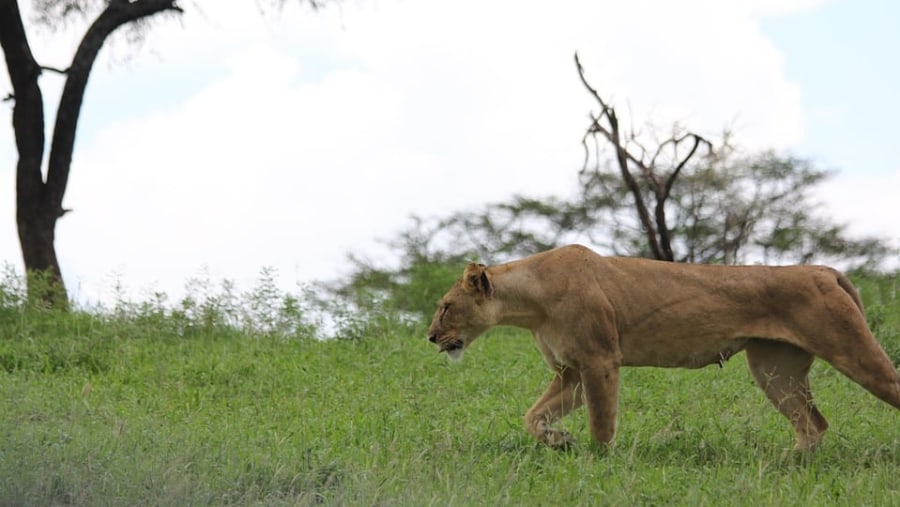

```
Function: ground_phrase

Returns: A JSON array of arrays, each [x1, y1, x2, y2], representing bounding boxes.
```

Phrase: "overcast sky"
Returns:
[[1, 0, 898, 304]]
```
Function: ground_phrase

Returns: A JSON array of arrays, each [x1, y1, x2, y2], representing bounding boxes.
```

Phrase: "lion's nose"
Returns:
[[428, 333, 437, 343]]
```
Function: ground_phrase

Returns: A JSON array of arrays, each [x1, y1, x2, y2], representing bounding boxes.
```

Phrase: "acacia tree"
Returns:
[[0, 0, 320, 307], [0, 0, 183, 306]]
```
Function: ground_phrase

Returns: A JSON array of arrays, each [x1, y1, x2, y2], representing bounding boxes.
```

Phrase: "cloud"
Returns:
[[814, 168, 900, 240]]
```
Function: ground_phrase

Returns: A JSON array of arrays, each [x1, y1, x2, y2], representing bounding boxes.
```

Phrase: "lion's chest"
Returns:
[[531, 331, 593, 369]]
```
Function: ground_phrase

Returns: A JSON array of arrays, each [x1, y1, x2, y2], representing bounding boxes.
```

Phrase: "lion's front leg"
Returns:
[[579, 360, 621, 446], [524, 365, 583, 448]]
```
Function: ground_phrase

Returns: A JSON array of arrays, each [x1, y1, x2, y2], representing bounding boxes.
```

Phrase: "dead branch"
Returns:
[[575, 52, 712, 261], [576, 52, 664, 260]]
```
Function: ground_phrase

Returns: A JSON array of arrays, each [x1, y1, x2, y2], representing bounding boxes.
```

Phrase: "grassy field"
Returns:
[[1, 274, 899, 506]]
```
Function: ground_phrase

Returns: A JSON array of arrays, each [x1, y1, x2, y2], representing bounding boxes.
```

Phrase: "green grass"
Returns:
[[1, 273, 899, 505]]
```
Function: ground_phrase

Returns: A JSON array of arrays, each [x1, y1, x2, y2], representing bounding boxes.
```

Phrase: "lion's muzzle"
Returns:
[[439, 340, 463, 354], [428, 333, 463, 354]]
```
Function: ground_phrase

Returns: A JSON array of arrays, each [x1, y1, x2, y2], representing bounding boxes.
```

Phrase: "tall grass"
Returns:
[[0, 267, 898, 505]]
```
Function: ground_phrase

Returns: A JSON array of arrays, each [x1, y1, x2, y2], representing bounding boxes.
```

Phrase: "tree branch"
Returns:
[[654, 133, 711, 261], [40, 65, 68, 75], [45, 0, 183, 217], [576, 53, 664, 260], [663, 133, 710, 197]]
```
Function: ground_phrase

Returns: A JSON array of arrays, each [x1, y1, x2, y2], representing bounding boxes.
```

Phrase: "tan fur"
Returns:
[[427, 244, 900, 450]]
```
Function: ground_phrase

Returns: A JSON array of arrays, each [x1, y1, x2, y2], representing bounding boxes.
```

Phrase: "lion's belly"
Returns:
[[621, 337, 750, 369]]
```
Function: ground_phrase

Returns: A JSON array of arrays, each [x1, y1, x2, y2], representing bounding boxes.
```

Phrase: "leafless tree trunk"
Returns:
[[0, 0, 182, 306], [575, 53, 711, 262]]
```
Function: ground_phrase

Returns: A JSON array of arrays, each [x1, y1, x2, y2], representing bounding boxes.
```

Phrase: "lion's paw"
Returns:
[[544, 429, 574, 449]]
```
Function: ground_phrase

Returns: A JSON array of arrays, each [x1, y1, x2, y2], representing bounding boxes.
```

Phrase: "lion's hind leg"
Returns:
[[524, 365, 583, 448], [746, 339, 829, 450]]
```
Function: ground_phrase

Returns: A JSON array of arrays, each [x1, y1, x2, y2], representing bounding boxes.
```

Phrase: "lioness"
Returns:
[[427, 244, 900, 450]]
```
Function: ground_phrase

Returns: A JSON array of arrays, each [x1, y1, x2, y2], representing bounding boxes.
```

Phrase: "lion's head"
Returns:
[[427, 262, 496, 360]]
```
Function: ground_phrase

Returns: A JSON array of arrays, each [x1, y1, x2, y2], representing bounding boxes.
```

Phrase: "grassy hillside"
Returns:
[[1, 273, 899, 506]]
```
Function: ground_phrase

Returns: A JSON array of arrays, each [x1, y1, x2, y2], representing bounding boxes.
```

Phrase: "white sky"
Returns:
[[1, 0, 898, 304]]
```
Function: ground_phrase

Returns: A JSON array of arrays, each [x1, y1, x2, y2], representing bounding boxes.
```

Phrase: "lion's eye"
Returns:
[[440, 304, 450, 319]]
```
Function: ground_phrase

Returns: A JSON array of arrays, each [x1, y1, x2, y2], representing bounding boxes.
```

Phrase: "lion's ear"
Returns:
[[462, 262, 493, 300]]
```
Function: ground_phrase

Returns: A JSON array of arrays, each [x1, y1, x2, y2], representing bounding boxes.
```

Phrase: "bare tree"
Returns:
[[575, 53, 889, 268], [575, 53, 712, 262]]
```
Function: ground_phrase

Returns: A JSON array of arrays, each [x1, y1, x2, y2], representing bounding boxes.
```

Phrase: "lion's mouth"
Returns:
[[438, 339, 464, 354]]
